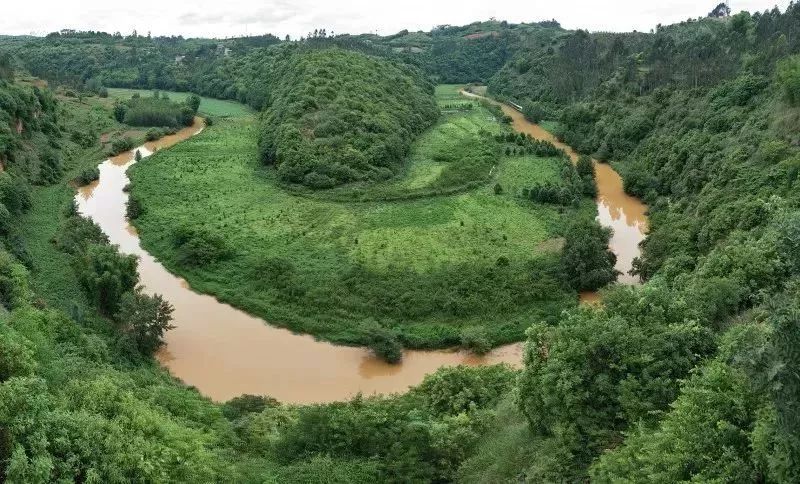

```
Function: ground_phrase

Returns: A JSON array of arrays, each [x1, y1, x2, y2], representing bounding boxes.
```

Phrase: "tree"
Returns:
[[115, 286, 175, 356], [560, 219, 618, 291], [185, 94, 201, 113], [113, 103, 127, 123], [777, 55, 800, 106], [0, 51, 12, 81], [76, 243, 138, 315], [575, 155, 594, 178], [708, 2, 731, 18]]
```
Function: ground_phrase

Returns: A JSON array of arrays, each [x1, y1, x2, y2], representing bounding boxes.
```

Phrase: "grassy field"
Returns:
[[108, 88, 252, 117], [128, 87, 595, 348]]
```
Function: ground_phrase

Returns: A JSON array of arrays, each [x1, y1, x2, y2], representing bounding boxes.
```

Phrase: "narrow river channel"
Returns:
[[75, 96, 648, 404], [462, 91, 649, 289]]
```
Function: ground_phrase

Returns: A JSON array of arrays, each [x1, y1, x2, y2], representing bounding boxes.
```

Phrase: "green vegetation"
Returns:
[[108, 88, 252, 117], [258, 48, 439, 188], [0, 72, 526, 483], [3, 4, 800, 482], [292, 85, 506, 201], [113, 91, 199, 128], [128, 87, 592, 349]]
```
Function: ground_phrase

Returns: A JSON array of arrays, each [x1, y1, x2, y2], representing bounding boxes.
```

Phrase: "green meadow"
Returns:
[[128, 86, 592, 348], [108, 88, 252, 117]]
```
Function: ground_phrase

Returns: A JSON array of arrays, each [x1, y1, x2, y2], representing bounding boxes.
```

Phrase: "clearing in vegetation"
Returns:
[[128, 86, 595, 349], [108, 88, 253, 118]]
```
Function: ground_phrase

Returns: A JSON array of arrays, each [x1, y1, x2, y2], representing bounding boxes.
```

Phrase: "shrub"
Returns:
[[74, 167, 100, 185], [0, 250, 31, 309], [460, 326, 492, 355], [172, 226, 231, 266], [109, 136, 135, 155], [361, 322, 403, 363], [145, 128, 164, 141], [126, 195, 144, 220]]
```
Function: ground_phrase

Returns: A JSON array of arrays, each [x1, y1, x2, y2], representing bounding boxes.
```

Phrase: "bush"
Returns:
[[74, 167, 100, 185], [37, 150, 64, 185], [56, 215, 108, 255], [109, 136, 135, 155], [126, 195, 144, 220], [222, 394, 280, 420], [460, 326, 492, 355], [0, 250, 31, 309], [145, 128, 165, 141], [172, 226, 231, 266], [361, 322, 403, 363]]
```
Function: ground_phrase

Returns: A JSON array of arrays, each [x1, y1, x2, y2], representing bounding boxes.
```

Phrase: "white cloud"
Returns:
[[1, 0, 791, 38]]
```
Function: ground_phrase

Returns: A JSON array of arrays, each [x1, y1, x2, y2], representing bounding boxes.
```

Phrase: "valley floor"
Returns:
[[127, 85, 595, 348]]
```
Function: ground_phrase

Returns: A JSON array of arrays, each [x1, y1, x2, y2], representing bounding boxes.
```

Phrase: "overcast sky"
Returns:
[[1, 1, 791, 39]]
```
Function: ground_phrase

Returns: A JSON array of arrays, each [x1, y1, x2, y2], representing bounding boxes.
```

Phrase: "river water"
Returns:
[[75, 119, 520, 404], [75, 97, 648, 404], [462, 91, 649, 285]]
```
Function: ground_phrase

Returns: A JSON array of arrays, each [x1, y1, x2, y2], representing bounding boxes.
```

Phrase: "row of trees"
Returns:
[[113, 91, 200, 128]]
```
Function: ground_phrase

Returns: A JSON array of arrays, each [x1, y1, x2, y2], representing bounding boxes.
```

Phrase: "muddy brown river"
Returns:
[[462, 91, 649, 285], [75, 99, 648, 404]]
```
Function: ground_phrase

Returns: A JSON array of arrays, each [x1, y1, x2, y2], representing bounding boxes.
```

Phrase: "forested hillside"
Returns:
[[258, 48, 439, 187], [470, 4, 800, 481]]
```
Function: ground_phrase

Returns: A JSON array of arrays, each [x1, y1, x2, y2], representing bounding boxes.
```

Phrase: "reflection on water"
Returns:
[[462, 91, 649, 286], [75, 118, 521, 404]]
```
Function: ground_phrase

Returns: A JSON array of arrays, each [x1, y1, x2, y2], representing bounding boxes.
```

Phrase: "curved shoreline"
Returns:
[[74, 91, 648, 404], [74, 119, 522, 404], [461, 90, 649, 286]]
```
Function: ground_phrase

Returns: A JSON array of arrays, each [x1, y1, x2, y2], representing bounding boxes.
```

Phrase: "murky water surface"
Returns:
[[76, 120, 520, 403], [76, 97, 648, 403], [462, 91, 649, 284]]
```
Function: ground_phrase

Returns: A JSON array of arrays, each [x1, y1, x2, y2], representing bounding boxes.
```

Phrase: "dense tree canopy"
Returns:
[[258, 48, 439, 188]]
